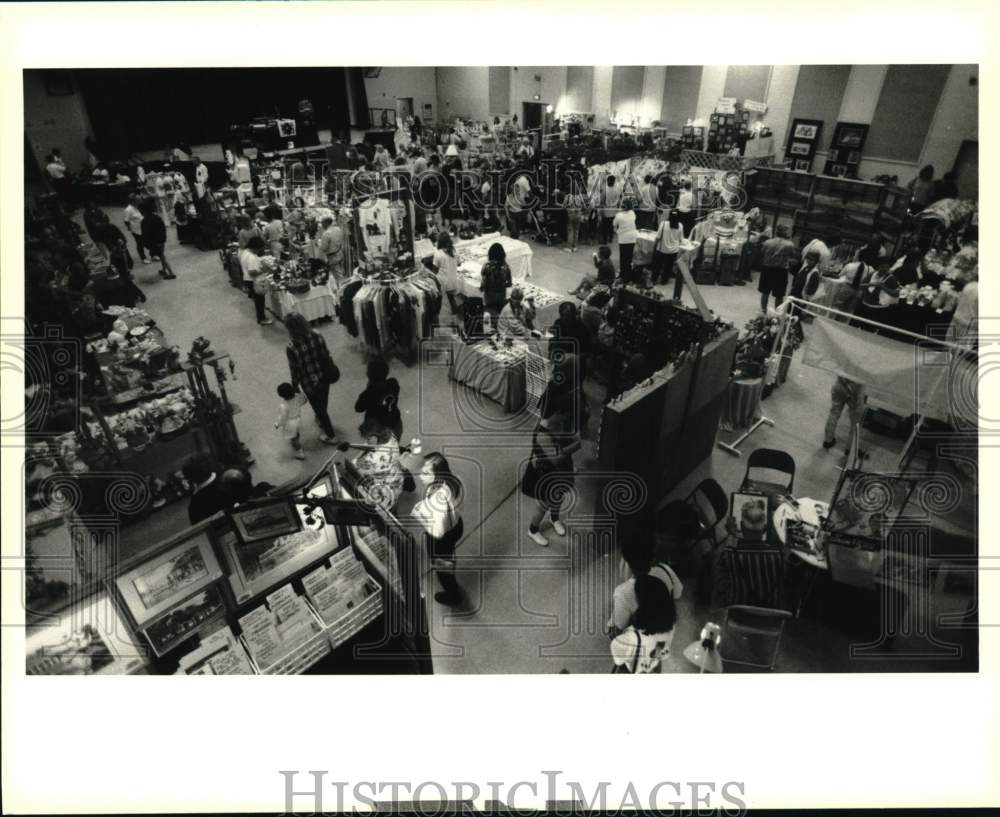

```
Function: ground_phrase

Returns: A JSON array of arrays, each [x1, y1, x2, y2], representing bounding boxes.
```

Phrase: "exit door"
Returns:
[[522, 101, 544, 131], [396, 97, 414, 123]]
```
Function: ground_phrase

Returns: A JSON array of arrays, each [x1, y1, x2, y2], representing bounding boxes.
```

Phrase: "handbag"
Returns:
[[610, 629, 643, 674], [322, 354, 341, 385]]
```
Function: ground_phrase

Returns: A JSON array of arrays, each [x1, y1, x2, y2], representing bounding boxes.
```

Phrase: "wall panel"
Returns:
[[865, 64, 951, 162], [785, 65, 851, 150], [563, 66, 594, 112], [610, 66, 645, 118], [723, 65, 770, 104], [488, 67, 511, 115], [660, 65, 702, 133]]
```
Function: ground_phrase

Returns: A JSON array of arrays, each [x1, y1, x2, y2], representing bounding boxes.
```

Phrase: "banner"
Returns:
[[799, 315, 972, 423]]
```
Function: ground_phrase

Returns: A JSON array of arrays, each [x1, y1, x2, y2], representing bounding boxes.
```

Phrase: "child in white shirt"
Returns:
[[274, 382, 308, 460]]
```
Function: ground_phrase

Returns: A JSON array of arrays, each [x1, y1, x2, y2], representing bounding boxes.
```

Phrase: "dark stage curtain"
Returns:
[[75, 68, 352, 158]]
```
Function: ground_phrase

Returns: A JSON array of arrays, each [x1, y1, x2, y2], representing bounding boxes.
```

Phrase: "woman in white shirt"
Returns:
[[652, 210, 685, 285], [610, 573, 678, 674], [411, 453, 464, 606], [429, 232, 460, 314], [612, 200, 639, 283]]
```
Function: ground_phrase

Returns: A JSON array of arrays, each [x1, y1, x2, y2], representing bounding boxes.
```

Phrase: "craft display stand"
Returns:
[[748, 166, 911, 249]]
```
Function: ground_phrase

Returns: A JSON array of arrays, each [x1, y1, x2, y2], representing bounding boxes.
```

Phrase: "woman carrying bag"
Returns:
[[411, 453, 465, 606], [610, 573, 678, 674], [284, 311, 339, 444], [522, 410, 580, 547]]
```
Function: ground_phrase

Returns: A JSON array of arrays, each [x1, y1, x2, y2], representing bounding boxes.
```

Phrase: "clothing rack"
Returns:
[[338, 268, 444, 364]]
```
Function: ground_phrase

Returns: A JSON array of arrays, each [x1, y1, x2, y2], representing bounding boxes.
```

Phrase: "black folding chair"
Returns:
[[740, 448, 795, 498], [685, 477, 729, 549]]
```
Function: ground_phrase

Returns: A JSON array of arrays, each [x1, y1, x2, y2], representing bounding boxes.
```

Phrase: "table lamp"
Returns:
[[683, 622, 723, 673]]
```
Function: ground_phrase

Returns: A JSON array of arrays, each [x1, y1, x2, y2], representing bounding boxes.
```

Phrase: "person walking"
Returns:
[[561, 180, 588, 253], [140, 199, 175, 279], [613, 199, 639, 283], [123, 195, 148, 264], [652, 209, 684, 286], [411, 453, 464, 606], [240, 236, 273, 325], [598, 175, 622, 245], [522, 411, 579, 547], [284, 311, 339, 444], [823, 375, 867, 455], [757, 225, 797, 311]]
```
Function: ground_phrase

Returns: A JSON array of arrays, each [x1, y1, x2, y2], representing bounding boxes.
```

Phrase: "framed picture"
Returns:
[[26, 593, 146, 676], [231, 496, 301, 544], [833, 122, 869, 149], [794, 159, 812, 171], [215, 512, 339, 603], [114, 530, 223, 628], [793, 121, 820, 141], [788, 140, 813, 157], [830, 164, 848, 177], [141, 584, 226, 657], [846, 150, 861, 164]]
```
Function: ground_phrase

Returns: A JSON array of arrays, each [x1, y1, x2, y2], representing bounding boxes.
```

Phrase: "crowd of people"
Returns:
[[26, 121, 976, 674]]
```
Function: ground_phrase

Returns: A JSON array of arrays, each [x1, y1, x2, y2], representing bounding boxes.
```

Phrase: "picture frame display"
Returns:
[[833, 122, 869, 149], [115, 532, 223, 628], [141, 584, 226, 657], [26, 592, 146, 675], [794, 159, 812, 171], [789, 141, 813, 157], [215, 511, 341, 603], [231, 496, 301, 544], [793, 123, 819, 140]]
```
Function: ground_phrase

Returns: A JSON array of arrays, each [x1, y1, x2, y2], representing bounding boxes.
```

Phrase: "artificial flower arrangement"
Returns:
[[922, 242, 978, 287], [732, 312, 803, 379], [898, 281, 959, 312]]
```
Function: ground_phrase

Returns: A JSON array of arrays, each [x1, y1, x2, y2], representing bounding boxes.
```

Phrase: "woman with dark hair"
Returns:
[[522, 411, 579, 547], [893, 249, 924, 287], [412, 452, 465, 606], [354, 357, 402, 440], [610, 573, 678, 673], [908, 164, 936, 212], [479, 242, 512, 316], [284, 311, 338, 443], [140, 198, 175, 280], [652, 209, 684, 286], [236, 214, 262, 250]]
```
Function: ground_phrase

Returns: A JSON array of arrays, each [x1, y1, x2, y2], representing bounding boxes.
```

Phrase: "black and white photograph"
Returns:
[[3, 2, 997, 815]]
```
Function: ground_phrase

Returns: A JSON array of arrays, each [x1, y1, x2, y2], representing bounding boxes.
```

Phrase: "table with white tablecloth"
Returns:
[[416, 233, 533, 282], [269, 281, 338, 322]]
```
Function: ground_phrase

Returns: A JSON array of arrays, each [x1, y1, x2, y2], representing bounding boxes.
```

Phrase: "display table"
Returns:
[[269, 281, 338, 322], [417, 233, 533, 282], [448, 337, 530, 413], [721, 376, 764, 430]]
